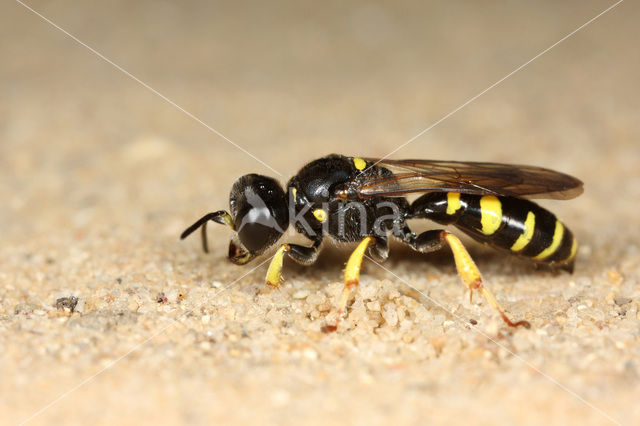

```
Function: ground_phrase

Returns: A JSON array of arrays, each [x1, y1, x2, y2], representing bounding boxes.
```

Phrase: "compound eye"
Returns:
[[229, 174, 289, 254], [237, 219, 276, 253]]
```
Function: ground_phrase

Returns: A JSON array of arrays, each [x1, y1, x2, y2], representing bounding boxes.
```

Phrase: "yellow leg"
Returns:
[[338, 236, 375, 314], [265, 244, 290, 287], [441, 231, 530, 328]]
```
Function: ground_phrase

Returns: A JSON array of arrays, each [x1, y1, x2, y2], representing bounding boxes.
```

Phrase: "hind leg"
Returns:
[[397, 225, 530, 328]]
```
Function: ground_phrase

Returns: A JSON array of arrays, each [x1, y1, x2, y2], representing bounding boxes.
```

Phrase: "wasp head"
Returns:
[[228, 174, 289, 261]]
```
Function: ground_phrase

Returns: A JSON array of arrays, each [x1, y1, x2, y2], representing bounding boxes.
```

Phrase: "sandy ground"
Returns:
[[1, 1, 639, 425]]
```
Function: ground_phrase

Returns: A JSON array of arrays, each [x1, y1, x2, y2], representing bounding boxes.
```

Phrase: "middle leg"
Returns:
[[338, 235, 389, 314], [322, 236, 389, 332]]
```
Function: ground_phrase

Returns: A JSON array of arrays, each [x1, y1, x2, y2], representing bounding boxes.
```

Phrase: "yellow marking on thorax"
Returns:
[[292, 187, 297, 203], [510, 211, 536, 252], [534, 220, 564, 260], [479, 196, 502, 235], [353, 157, 367, 170], [313, 208, 327, 222], [446, 192, 462, 215]]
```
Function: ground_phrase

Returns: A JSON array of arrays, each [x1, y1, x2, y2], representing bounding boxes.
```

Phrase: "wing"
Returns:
[[356, 158, 583, 200]]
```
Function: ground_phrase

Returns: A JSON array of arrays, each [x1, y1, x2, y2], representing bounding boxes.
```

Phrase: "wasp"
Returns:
[[181, 154, 583, 329]]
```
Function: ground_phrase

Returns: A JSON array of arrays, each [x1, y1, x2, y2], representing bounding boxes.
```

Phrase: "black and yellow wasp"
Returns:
[[181, 154, 583, 329]]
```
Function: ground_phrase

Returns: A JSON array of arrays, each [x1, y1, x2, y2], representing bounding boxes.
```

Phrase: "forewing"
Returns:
[[357, 158, 583, 200]]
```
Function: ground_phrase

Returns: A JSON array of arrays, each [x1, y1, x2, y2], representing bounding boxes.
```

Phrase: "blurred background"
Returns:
[[2, 0, 638, 243], [1, 1, 638, 424]]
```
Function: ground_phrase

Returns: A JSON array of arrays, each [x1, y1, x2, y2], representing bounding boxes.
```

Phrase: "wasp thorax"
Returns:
[[229, 174, 289, 254]]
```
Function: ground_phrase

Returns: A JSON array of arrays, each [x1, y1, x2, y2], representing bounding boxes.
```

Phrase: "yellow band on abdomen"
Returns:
[[446, 192, 462, 215], [479, 196, 502, 235], [534, 220, 564, 260], [510, 211, 535, 252]]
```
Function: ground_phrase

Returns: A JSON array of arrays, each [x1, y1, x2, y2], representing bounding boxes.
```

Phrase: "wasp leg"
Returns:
[[180, 210, 234, 253], [400, 228, 530, 328], [265, 240, 322, 287], [320, 236, 386, 333], [367, 235, 389, 263], [398, 226, 447, 254], [337, 236, 381, 314]]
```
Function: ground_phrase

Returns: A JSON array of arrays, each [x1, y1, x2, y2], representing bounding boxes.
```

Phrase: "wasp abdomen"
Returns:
[[411, 192, 577, 270]]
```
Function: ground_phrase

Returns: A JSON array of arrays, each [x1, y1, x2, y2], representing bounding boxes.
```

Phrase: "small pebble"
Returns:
[[614, 297, 632, 306], [402, 330, 418, 344], [55, 296, 79, 313], [366, 301, 381, 312], [382, 303, 398, 326], [220, 306, 236, 321], [387, 288, 401, 300], [292, 290, 309, 299], [156, 292, 168, 303], [15, 302, 42, 315], [306, 293, 326, 305], [302, 348, 318, 360], [316, 302, 332, 312], [605, 269, 623, 285]]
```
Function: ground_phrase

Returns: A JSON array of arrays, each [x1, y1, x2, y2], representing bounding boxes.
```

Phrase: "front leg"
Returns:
[[265, 239, 322, 287]]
